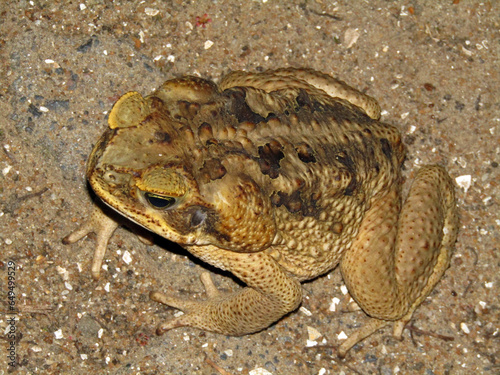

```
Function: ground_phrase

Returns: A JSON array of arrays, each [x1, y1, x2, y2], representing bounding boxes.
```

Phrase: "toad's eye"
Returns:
[[144, 193, 176, 209]]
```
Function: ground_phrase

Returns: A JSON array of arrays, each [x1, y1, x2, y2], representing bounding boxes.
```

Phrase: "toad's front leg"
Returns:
[[62, 204, 119, 279], [150, 249, 302, 335]]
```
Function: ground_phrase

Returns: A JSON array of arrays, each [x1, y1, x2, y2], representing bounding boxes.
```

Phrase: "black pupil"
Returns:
[[145, 193, 175, 209]]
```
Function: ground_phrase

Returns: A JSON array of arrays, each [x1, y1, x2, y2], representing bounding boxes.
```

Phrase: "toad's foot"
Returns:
[[337, 311, 417, 357], [150, 268, 302, 336], [63, 205, 119, 279]]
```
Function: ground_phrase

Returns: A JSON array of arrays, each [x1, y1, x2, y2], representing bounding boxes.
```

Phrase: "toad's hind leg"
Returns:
[[339, 165, 458, 356]]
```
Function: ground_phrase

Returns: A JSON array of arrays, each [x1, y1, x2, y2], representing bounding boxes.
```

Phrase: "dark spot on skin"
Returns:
[[335, 151, 356, 172], [335, 151, 358, 196], [296, 143, 316, 163], [344, 177, 358, 196], [313, 101, 324, 112], [380, 138, 392, 160], [224, 88, 266, 123], [258, 140, 284, 179], [271, 190, 319, 216], [205, 138, 219, 146], [149, 96, 164, 110], [199, 158, 227, 181], [296, 89, 312, 109], [152, 131, 171, 144], [317, 99, 374, 127]]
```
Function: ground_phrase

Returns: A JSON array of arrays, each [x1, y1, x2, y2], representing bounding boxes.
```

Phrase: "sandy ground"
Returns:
[[0, 0, 499, 374]]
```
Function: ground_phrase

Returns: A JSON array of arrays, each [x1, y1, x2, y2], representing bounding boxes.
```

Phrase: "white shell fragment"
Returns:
[[344, 28, 360, 48], [329, 297, 340, 311], [145, 8, 159, 16], [307, 326, 322, 341]]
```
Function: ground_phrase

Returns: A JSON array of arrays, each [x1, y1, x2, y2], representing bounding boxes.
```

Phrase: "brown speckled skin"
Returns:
[[64, 68, 458, 356]]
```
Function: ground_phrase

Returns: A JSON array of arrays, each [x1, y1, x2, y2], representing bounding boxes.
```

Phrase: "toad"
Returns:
[[64, 68, 458, 356]]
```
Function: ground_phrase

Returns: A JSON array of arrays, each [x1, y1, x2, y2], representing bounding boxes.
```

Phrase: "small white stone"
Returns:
[[104, 282, 110, 292], [299, 306, 312, 316], [224, 349, 233, 357], [56, 266, 69, 280], [98, 328, 104, 338], [2, 165, 12, 175], [5, 238, 12, 245], [64, 282, 73, 290], [44, 59, 55, 64], [340, 285, 348, 295], [337, 331, 348, 340], [249, 369, 273, 375], [80, 354, 88, 360], [167, 55, 175, 62], [39, 106, 49, 112], [145, 7, 159, 16], [54, 329, 63, 339], [204, 40, 214, 49], [455, 175, 471, 192], [318, 368, 327, 375], [79, 4, 86, 10], [122, 250, 132, 265], [485, 281, 493, 288], [306, 339, 318, 347], [460, 322, 470, 334]]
